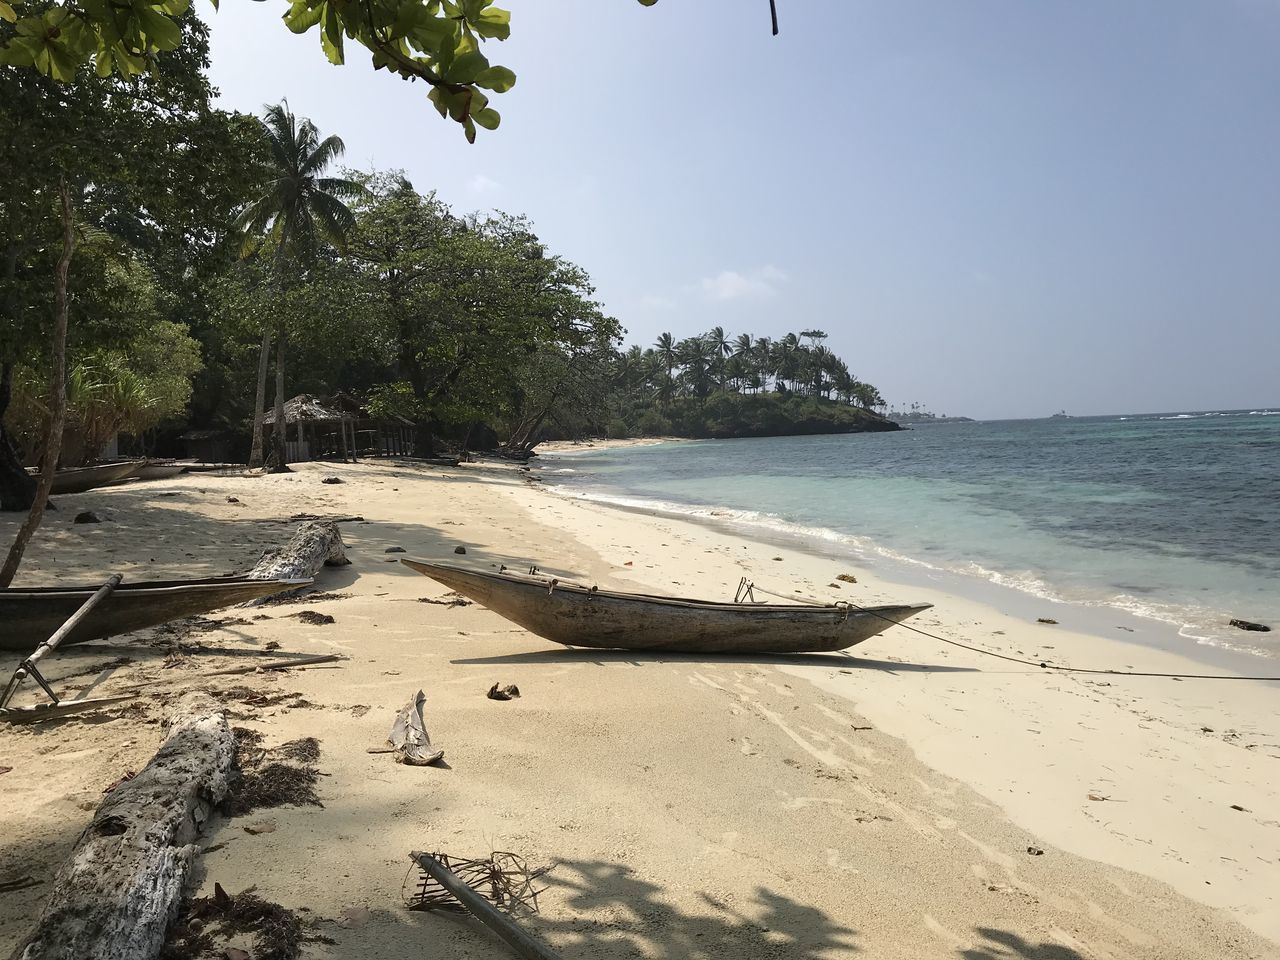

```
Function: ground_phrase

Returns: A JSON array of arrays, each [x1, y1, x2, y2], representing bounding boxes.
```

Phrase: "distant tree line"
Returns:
[[601, 329, 893, 440]]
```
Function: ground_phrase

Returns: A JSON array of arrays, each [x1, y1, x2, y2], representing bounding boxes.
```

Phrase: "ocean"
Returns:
[[539, 409, 1280, 661]]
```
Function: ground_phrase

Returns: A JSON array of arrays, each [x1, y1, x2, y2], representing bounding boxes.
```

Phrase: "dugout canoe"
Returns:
[[401, 559, 931, 654], [26, 460, 145, 495], [0, 576, 311, 651]]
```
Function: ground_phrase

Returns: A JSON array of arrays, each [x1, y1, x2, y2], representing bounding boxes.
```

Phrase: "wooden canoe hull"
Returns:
[[0, 576, 312, 651], [135, 461, 194, 481], [401, 559, 931, 654], [27, 461, 145, 495]]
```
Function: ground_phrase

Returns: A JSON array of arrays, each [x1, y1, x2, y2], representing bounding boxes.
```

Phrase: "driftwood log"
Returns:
[[244, 519, 350, 604], [9, 693, 233, 960]]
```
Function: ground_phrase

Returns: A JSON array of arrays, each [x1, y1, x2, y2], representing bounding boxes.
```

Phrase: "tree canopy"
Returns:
[[0, 0, 668, 142]]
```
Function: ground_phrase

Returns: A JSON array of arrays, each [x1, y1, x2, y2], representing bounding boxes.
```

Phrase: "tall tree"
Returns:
[[0, 11, 260, 585], [234, 103, 361, 470]]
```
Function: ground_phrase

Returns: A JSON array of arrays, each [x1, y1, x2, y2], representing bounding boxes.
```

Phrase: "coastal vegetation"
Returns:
[[0, 4, 880, 581], [603, 330, 896, 439]]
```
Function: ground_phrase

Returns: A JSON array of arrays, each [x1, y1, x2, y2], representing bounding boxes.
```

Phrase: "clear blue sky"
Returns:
[[204, 1, 1279, 420]]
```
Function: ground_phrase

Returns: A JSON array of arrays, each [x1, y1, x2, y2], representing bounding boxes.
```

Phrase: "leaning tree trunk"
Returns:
[[247, 324, 272, 469], [0, 362, 36, 512], [0, 180, 75, 588], [7, 693, 234, 960]]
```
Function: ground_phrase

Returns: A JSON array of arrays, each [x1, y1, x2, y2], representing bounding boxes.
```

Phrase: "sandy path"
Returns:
[[1, 459, 1276, 960]]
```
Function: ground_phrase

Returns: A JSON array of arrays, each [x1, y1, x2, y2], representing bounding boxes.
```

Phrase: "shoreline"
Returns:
[[532, 447, 1279, 670], [2, 459, 1277, 958], [508, 472, 1280, 944]]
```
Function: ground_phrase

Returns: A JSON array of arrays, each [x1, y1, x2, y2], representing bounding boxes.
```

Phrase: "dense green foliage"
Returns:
[[0, 10, 262, 489], [2, 8, 891, 487], [601, 329, 895, 439]]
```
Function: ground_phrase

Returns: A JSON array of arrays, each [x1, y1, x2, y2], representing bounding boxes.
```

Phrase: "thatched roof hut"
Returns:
[[262, 394, 344, 425]]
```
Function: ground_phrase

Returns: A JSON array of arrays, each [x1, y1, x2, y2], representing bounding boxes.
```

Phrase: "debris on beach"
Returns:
[[222, 732, 324, 816], [293, 611, 335, 626], [487, 682, 521, 701], [384, 691, 445, 766], [385, 545, 406, 553], [1229, 618, 1270, 632], [1026, 846, 1044, 856], [417, 593, 472, 607], [836, 573, 858, 583], [321, 476, 344, 484], [164, 883, 305, 960], [406, 851, 556, 958], [73, 511, 102, 524], [1036, 617, 1059, 625], [454, 545, 467, 554]]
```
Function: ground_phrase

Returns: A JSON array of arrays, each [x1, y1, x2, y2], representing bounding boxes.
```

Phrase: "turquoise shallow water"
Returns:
[[540, 410, 1280, 660]]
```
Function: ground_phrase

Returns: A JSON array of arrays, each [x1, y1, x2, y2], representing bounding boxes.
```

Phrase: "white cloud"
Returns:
[[699, 265, 788, 301], [467, 173, 501, 193]]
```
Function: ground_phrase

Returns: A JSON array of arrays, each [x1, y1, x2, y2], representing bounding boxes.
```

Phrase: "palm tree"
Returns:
[[236, 102, 362, 470], [708, 326, 732, 359], [654, 332, 677, 379]]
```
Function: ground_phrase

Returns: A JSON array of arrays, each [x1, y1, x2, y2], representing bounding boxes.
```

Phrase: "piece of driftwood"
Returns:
[[386, 691, 444, 765], [200, 653, 343, 677], [243, 520, 350, 605], [408, 852, 562, 960], [9, 693, 233, 960], [2, 694, 137, 726]]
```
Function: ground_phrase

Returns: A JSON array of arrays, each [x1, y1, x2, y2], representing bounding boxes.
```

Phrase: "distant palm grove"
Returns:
[[603, 329, 895, 440]]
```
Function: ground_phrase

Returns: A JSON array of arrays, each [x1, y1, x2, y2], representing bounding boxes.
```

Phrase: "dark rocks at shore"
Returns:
[[1229, 618, 1271, 633]]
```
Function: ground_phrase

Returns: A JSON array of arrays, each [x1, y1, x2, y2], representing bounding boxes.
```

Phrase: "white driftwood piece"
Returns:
[[10, 693, 233, 960], [387, 690, 445, 765], [243, 519, 350, 604]]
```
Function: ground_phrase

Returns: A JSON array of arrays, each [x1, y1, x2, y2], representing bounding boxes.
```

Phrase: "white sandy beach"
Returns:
[[2, 457, 1277, 960]]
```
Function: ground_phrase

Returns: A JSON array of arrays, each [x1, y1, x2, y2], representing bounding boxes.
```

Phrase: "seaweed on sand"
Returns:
[[222, 732, 323, 816], [162, 884, 303, 960]]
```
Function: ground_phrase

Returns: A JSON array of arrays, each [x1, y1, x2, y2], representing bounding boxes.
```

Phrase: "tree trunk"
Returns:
[[266, 326, 289, 473], [0, 180, 75, 588], [7, 693, 234, 960], [247, 324, 272, 468], [242, 518, 350, 604], [0, 362, 36, 512]]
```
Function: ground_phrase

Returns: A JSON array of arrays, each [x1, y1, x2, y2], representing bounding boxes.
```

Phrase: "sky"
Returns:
[[204, 1, 1280, 420]]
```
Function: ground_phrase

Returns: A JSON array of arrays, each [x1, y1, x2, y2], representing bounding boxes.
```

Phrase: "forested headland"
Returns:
[[1, 10, 897, 517]]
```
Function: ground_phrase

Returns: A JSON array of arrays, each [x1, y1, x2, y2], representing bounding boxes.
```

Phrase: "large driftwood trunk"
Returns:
[[243, 519, 349, 604], [9, 693, 233, 960]]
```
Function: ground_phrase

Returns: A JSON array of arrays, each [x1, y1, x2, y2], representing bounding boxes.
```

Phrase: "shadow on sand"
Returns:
[[959, 927, 1086, 960], [450, 647, 979, 673], [534, 858, 859, 958]]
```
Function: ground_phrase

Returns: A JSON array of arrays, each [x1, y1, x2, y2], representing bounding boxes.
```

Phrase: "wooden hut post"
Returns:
[[338, 417, 349, 462]]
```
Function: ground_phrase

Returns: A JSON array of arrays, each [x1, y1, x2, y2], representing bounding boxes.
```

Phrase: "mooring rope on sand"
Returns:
[[746, 581, 1280, 682]]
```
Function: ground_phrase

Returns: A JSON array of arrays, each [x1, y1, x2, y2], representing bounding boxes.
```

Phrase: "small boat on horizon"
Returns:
[[0, 575, 311, 651], [401, 559, 931, 654]]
